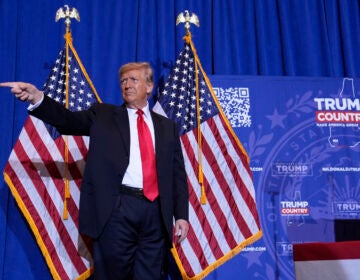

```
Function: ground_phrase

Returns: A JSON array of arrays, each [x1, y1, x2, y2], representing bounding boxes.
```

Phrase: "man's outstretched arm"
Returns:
[[0, 82, 43, 104]]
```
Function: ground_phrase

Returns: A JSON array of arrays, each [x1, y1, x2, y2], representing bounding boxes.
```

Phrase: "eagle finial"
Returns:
[[55, 5, 80, 30], [176, 10, 200, 31]]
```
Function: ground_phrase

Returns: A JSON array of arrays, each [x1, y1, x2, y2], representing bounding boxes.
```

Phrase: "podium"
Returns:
[[293, 241, 360, 280]]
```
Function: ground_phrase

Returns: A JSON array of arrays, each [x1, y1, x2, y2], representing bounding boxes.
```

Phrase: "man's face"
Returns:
[[120, 69, 153, 109]]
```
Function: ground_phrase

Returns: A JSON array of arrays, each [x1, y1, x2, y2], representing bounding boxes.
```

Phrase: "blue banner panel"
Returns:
[[203, 76, 360, 280]]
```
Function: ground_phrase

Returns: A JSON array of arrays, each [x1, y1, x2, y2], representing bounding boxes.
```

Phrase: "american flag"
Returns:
[[153, 33, 262, 279], [4, 33, 99, 280]]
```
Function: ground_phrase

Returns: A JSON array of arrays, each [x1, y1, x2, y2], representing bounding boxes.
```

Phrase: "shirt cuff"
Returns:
[[27, 93, 44, 111]]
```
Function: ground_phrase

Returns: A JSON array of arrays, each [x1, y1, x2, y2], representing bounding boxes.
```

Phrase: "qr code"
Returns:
[[213, 87, 251, 127]]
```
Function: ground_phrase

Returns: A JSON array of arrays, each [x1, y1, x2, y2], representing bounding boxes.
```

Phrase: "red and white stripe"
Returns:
[[154, 103, 261, 279], [293, 241, 360, 280], [4, 116, 92, 280]]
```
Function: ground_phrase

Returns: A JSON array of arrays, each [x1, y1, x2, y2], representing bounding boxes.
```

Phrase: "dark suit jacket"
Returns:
[[30, 95, 189, 246]]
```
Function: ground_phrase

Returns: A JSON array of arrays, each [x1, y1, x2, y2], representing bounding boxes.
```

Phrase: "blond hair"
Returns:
[[119, 62, 153, 83]]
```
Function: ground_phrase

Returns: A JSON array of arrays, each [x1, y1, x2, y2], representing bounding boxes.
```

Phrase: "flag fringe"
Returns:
[[5, 168, 93, 279], [171, 230, 262, 280], [4, 172, 62, 280], [75, 267, 94, 280]]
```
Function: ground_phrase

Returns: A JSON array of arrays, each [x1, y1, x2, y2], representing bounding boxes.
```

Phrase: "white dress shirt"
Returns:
[[122, 104, 156, 189]]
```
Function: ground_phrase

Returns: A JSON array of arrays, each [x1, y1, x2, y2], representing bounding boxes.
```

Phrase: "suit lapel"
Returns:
[[151, 111, 163, 155], [113, 107, 163, 157], [114, 105, 131, 155]]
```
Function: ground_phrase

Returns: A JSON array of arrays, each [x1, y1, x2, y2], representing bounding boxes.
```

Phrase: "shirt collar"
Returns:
[[126, 103, 151, 118]]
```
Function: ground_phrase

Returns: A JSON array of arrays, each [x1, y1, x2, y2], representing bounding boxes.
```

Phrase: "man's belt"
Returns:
[[118, 185, 145, 199]]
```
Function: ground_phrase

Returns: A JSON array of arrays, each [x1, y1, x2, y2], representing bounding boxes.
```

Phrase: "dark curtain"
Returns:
[[1, 0, 360, 279]]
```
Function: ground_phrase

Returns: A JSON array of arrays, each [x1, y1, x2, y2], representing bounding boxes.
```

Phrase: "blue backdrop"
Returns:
[[210, 75, 360, 279], [1, 0, 360, 279]]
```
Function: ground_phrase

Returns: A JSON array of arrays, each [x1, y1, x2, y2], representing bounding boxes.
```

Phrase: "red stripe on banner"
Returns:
[[200, 156, 251, 244], [53, 135, 86, 221], [21, 120, 87, 273], [204, 118, 253, 238], [14, 138, 87, 275], [73, 135, 89, 159], [218, 115, 252, 177], [4, 163, 69, 278], [214, 116, 260, 229], [26, 121, 80, 222], [195, 136, 239, 248], [55, 135, 85, 182], [174, 225, 199, 277], [28, 121, 85, 219], [25, 120, 66, 191], [181, 133, 225, 260], [293, 241, 360, 261], [187, 181, 218, 264]]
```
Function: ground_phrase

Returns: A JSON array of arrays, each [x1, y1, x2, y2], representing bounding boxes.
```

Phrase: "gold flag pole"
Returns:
[[55, 5, 80, 219], [175, 11, 208, 204]]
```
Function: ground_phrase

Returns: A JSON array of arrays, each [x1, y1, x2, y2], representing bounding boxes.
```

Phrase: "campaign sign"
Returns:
[[204, 76, 360, 280]]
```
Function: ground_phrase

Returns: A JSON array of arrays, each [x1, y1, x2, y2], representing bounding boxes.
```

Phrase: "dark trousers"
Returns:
[[92, 193, 166, 280]]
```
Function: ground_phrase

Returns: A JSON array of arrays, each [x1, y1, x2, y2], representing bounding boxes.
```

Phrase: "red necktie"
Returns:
[[136, 109, 159, 201]]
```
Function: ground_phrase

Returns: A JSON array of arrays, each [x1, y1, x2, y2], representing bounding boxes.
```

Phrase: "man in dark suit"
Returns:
[[1, 62, 189, 280]]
